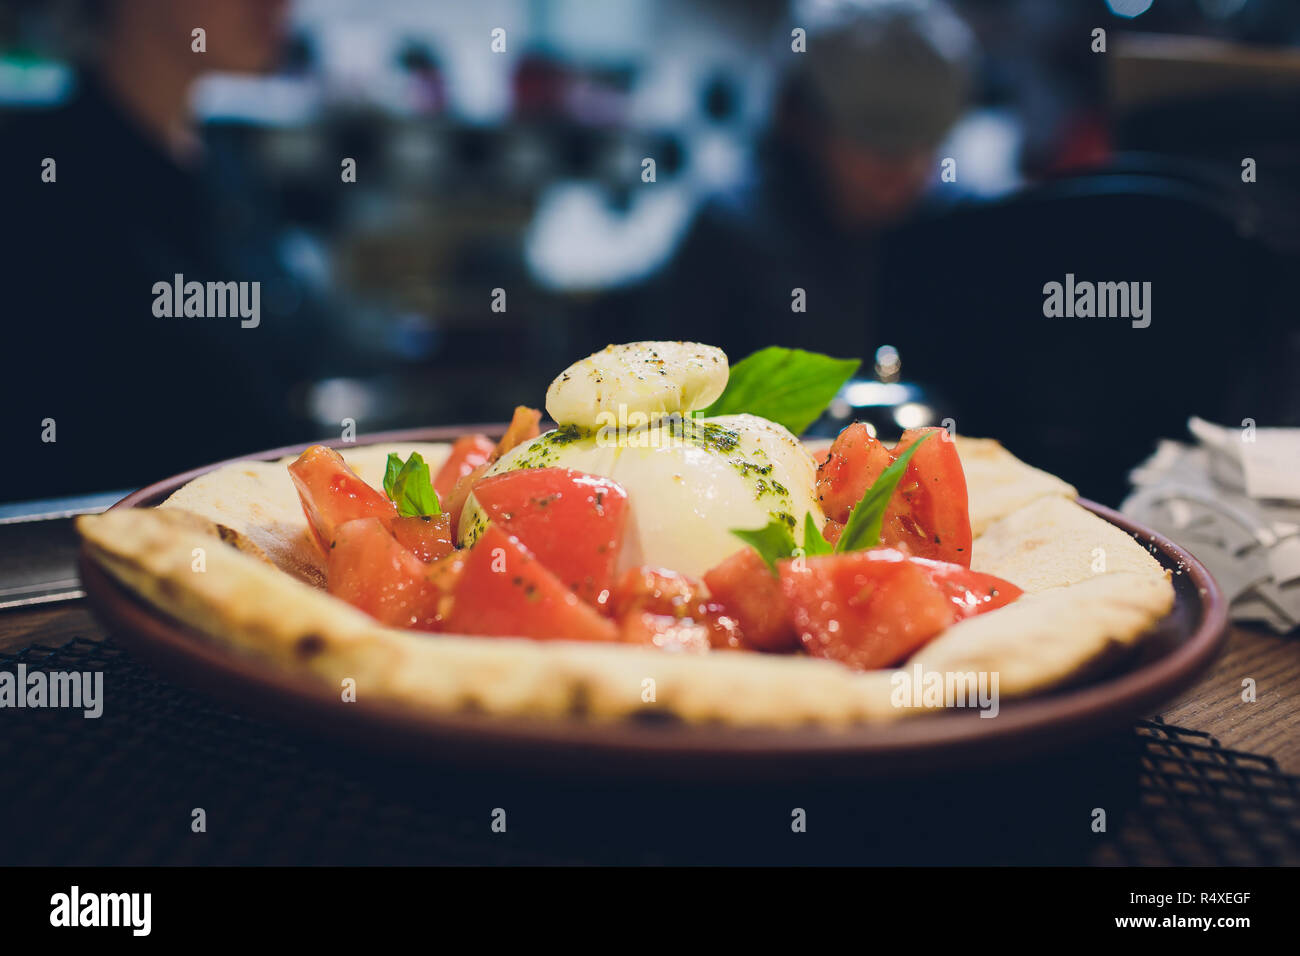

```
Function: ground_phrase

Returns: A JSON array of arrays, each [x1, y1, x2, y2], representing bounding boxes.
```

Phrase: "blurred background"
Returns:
[[1, 0, 1298, 505]]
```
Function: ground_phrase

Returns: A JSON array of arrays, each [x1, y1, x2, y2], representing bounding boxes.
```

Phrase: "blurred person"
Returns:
[[0, 0, 335, 501], [609, 0, 977, 363]]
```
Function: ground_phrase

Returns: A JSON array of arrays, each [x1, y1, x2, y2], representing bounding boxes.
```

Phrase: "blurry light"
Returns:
[[691, 132, 747, 189], [0, 59, 73, 106], [307, 378, 380, 427], [935, 109, 1024, 198], [894, 403, 933, 430], [874, 344, 901, 382], [1106, 0, 1155, 18], [278, 230, 331, 291], [191, 74, 322, 124], [524, 182, 693, 291], [842, 381, 915, 407]]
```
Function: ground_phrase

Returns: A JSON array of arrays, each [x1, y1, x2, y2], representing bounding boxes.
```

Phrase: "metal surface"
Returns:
[[0, 491, 128, 610]]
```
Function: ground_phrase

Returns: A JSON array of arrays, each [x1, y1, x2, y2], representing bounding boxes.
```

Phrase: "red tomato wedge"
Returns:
[[326, 517, 456, 631], [910, 557, 1023, 620], [815, 422, 894, 522], [289, 445, 396, 555], [886, 428, 973, 566], [432, 435, 496, 500], [778, 549, 1021, 671], [390, 514, 455, 563], [470, 468, 629, 606], [816, 424, 973, 566], [703, 548, 797, 652], [439, 524, 618, 642], [611, 567, 744, 650]]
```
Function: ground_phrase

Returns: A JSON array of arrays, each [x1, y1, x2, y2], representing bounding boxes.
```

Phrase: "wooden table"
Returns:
[[1160, 622, 1300, 773], [2, 600, 1296, 772]]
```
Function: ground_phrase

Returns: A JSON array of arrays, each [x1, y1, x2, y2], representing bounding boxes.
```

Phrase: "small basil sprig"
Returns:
[[833, 431, 930, 553], [700, 347, 860, 436], [730, 511, 832, 574], [802, 511, 832, 556], [730, 520, 800, 573], [383, 452, 441, 517]]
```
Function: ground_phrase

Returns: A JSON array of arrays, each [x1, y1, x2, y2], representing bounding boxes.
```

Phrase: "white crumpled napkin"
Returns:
[[1122, 417, 1300, 633]]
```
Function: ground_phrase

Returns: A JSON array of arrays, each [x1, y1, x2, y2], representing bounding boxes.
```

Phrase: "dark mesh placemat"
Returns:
[[2, 638, 1297, 866], [1098, 721, 1300, 866]]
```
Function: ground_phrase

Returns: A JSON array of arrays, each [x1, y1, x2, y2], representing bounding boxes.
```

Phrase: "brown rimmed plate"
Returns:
[[78, 426, 1229, 780]]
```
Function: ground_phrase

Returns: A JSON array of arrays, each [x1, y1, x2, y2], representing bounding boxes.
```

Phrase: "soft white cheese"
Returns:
[[544, 341, 728, 429], [459, 413, 824, 579]]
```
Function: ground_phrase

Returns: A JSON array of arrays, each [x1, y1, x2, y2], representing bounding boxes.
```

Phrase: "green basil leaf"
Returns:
[[383, 452, 442, 517], [834, 431, 932, 554], [383, 453, 403, 500], [700, 347, 860, 435], [730, 519, 797, 574], [802, 512, 833, 556]]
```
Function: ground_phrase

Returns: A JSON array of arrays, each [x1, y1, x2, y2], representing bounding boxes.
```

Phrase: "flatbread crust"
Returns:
[[76, 435, 1174, 727], [158, 443, 452, 587], [971, 495, 1163, 593], [910, 572, 1172, 698]]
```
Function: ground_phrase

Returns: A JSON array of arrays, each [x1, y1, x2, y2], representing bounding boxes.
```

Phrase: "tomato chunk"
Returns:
[[440, 524, 618, 642], [470, 468, 629, 606], [885, 427, 973, 566], [815, 424, 972, 566], [390, 514, 455, 563], [815, 422, 894, 523], [433, 435, 496, 500], [289, 445, 396, 555], [611, 567, 744, 650], [911, 557, 1022, 621], [326, 517, 453, 631], [619, 612, 713, 653], [778, 549, 1020, 671], [703, 548, 797, 652]]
